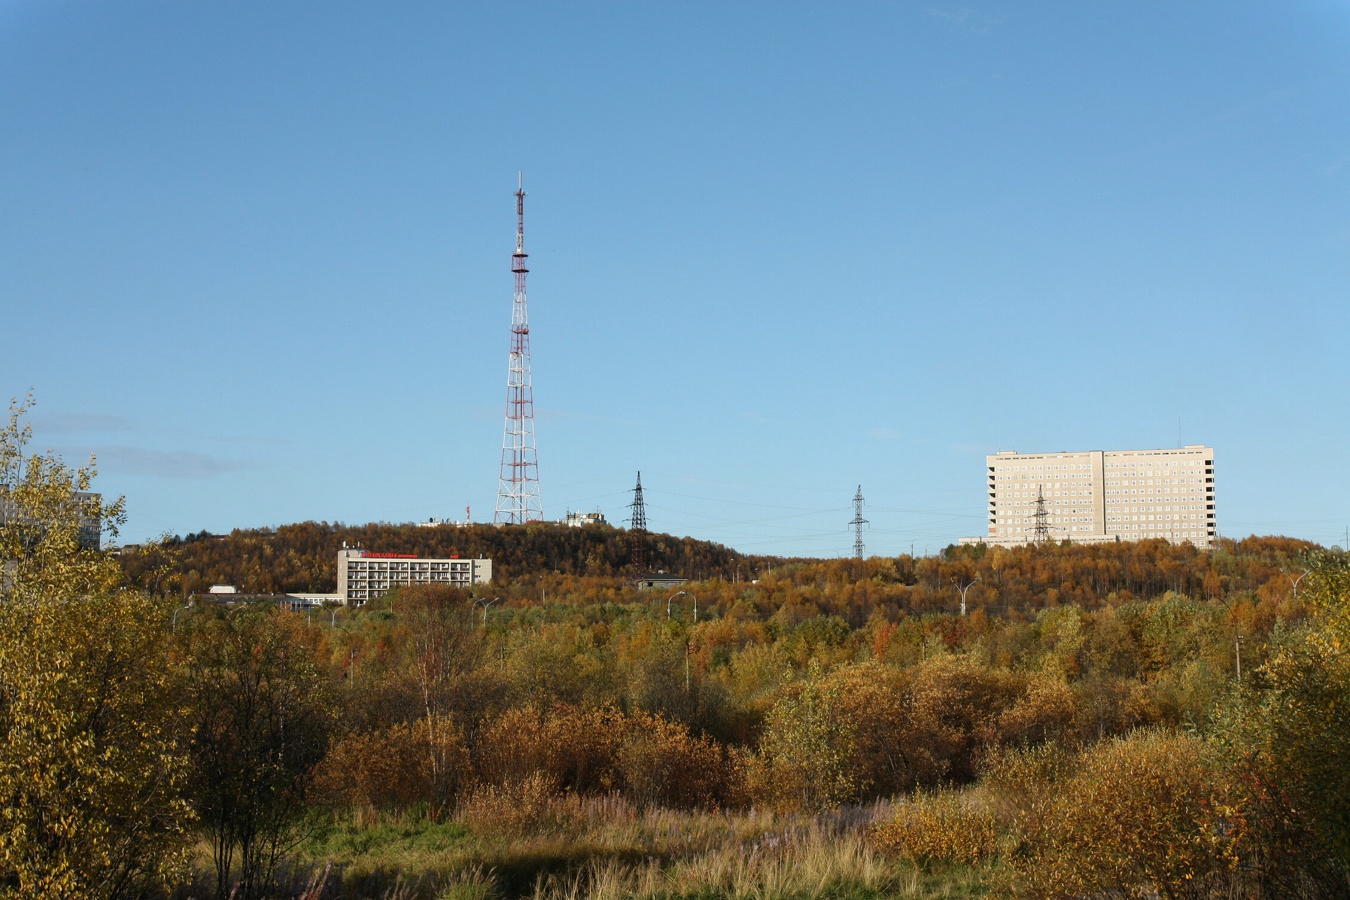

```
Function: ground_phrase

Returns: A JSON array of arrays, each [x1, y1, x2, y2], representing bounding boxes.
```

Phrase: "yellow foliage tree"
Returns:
[[871, 789, 1000, 865], [616, 709, 726, 809], [751, 662, 858, 813], [0, 396, 192, 898], [1002, 728, 1241, 899], [312, 718, 469, 819], [1218, 551, 1350, 895]]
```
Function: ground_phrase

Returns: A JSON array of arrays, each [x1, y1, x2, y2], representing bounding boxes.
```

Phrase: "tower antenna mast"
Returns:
[[629, 471, 649, 574], [495, 172, 542, 524], [848, 485, 868, 559], [1031, 485, 1050, 545]]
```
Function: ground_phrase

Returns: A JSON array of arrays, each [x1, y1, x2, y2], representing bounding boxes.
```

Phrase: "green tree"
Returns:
[[1220, 551, 1350, 896], [0, 396, 192, 898], [752, 662, 857, 812], [398, 585, 485, 813], [182, 603, 334, 900]]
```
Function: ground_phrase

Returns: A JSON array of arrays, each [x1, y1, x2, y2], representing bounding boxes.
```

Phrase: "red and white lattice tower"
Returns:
[[495, 172, 542, 524]]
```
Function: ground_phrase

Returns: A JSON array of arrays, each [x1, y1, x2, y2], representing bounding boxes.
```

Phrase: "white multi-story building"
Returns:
[[961, 445, 1216, 549], [336, 547, 492, 605], [562, 510, 606, 527], [0, 487, 103, 550]]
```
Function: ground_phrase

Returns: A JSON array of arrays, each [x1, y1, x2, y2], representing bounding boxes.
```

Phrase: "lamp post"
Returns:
[[172, 602, 192, 632], [685, 639, 692, 693], [320, 599, 343, 629], [952, 575, 980, 617], [667, 590, 698, 621], [473, 597, 500, 626]]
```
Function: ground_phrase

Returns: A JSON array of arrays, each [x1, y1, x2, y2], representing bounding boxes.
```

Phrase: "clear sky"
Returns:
[[3, 1, 1348, 558]]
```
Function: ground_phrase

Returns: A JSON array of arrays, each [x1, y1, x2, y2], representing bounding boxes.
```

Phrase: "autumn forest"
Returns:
[[3, 401, 1350, 899]]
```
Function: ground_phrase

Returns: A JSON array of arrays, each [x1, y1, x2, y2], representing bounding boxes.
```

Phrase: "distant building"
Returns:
[[0, 486, 103, 550], [190, 585, 342, 612], [336, 547, 492, 605], [961, 445, 1216, 549], [634, 571, 687, 590], [279, 592, 343, 612], [563, 510, 607, 527], [192, 588, 290, 605]]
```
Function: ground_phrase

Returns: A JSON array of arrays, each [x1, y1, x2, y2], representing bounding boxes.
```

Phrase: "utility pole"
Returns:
[[848, 485, 868, 559], [495, 172, 543, 524]]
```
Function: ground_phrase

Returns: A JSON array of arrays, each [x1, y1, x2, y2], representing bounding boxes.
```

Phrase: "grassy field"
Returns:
[[180, 797, 992, 899]]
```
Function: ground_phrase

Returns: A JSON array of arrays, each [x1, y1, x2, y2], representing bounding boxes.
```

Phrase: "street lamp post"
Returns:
[[473, 597, 500, 626], [172, 602, 192, 632], [320, 599, 343, 629], [952, 575, 980, 617], [685, 640, 691, 693], [666, 590, 698, 621]]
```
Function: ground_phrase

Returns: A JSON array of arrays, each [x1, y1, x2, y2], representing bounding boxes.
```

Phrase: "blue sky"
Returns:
[[3, 1, 1348, 557]]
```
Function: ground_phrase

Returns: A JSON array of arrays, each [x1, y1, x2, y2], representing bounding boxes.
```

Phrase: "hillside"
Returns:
[[119, 520, 784, 595], [120, 522, 1322, 623]]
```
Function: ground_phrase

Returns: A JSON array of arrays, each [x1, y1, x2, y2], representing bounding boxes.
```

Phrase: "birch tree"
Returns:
[[0, 396, 192, 898]]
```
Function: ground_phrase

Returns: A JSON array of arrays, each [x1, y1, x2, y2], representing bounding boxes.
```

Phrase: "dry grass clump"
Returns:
[[524, 814, 923, 900], [455, 772, 569, 839]]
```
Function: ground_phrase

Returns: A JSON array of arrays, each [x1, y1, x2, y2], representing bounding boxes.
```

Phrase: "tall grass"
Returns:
[[242, 796, 992, 899], [524, 830, 901, 900]]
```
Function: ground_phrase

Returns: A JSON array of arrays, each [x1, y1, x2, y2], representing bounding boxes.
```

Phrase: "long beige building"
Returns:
[[961, 445, 1216, 549], [336, 547, 492, 605]]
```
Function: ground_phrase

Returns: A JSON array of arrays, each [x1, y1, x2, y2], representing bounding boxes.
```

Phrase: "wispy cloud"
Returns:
[[195, 431, 292, 445], [1323, 155, 1350, 176], [925, 5, 1007, 33], [93, 446, 258, 479], [28, 411, 288, 446], [30, 412, 136, 433]]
